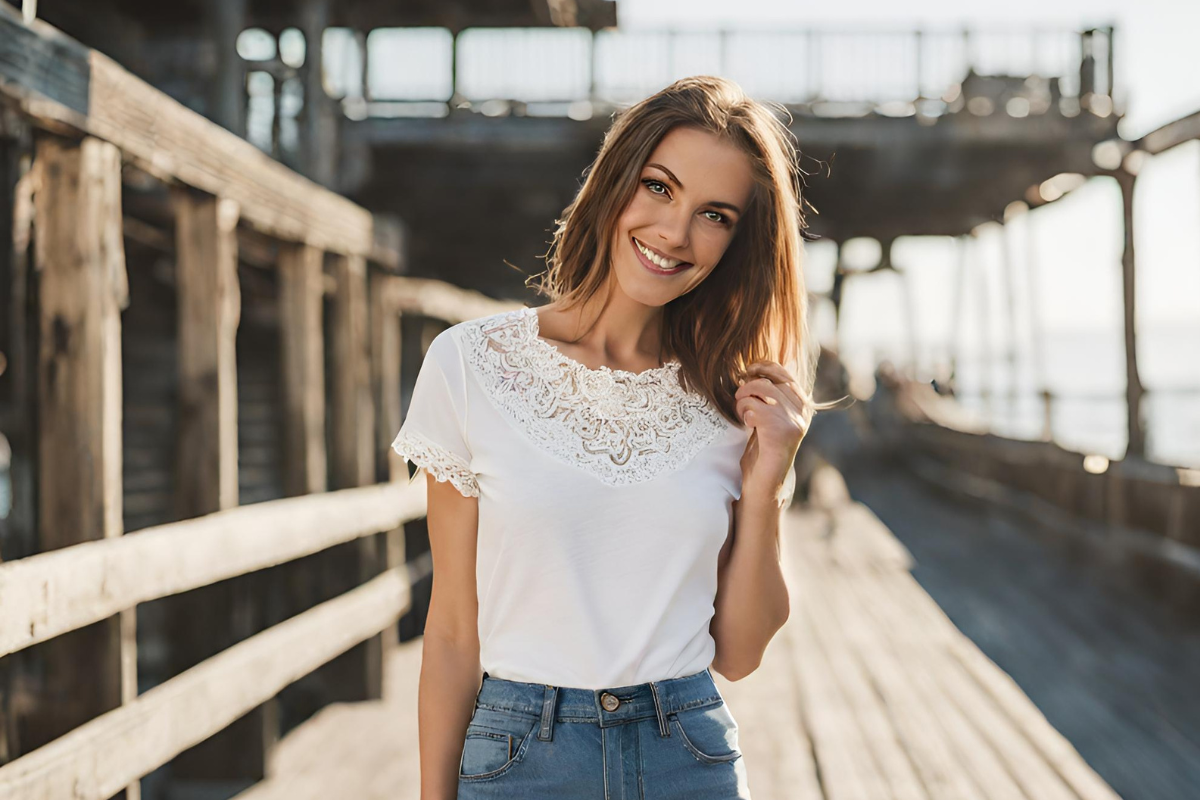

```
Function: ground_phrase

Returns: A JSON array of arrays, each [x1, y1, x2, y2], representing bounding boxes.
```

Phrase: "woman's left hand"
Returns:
[[735, 360, 814, 502]]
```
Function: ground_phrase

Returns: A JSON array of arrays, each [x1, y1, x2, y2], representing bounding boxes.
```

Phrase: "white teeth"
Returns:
[[635, 238, 683, 270]]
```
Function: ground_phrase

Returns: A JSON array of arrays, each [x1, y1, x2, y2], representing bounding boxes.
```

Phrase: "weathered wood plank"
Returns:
[[326, 251, 386, 704], [0, 6, 89, 116], [30, 135, 137, 800], [369, 272, 402, 484], [170, 187, 271, 784], [330, 253, 374, 490], [278, 242, 326, 496], [795, 506, 984, 800], [897, 583, 1123, 800], [1138, 109, 1200, 156], [0, 481, 424, 658], [380, 275, 515, 323], [174, 188, 241, 515], [792, 518, 925, 800], [0, 569, 411, 800], [0, 5, 398, 264]]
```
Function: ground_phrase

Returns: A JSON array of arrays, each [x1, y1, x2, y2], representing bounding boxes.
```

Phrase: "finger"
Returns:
[[736, 394, 771, 425], [744, 364, 813, 413], [737, 376, 804, 418], [747, 361, 813, 402]]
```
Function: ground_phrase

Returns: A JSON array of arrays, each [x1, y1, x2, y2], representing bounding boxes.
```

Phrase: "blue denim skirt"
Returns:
[[456, 666, 752, 799]]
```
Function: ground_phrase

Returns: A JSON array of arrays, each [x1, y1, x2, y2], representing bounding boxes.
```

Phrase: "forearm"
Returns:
[[419, 633, 483, 800], [710, 491, 790, 680]]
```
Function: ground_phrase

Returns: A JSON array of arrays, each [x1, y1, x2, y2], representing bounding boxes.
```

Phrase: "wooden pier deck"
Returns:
[[234, 468, 1130, 800]]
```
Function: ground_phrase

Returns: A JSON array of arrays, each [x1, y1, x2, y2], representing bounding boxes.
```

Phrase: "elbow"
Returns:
[[710, 611, 790, 683], [712, 655, 761, 682]]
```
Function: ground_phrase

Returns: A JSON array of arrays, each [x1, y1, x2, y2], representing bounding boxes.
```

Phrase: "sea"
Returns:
[[874, 324, 1200, 469]]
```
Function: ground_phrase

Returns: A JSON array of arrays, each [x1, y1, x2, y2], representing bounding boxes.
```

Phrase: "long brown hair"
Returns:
[[529, 75, 839, 427]]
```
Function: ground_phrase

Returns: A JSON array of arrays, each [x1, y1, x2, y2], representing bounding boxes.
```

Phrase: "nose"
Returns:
[[656, 209, 690, 252]]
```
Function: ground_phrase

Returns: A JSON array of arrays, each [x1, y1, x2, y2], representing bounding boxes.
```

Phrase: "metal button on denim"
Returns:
[[599, 692, 620, 712]]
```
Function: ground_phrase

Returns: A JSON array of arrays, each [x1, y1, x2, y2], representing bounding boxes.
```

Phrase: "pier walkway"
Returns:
[[234, 464, 1158, 800]]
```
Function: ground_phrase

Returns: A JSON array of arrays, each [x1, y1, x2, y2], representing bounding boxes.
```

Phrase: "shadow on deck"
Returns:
[[233, 457, 1157, 799]]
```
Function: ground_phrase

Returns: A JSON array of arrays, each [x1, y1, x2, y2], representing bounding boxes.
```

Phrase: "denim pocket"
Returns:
[[670, 700, 743, 764], [459, 706, 539, 781]]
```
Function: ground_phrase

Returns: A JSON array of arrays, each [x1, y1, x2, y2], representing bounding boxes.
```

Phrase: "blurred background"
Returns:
[[1, 1, 1198, 799]]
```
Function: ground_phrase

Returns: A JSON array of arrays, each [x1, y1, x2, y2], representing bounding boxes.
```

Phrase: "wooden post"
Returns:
[[949, 235, 969, 392], [325, 253, 385, 701], [371, 274, 402, 484], [1116, 170, 1146, 458], [32, 135, 138, 799], [899, 267, 919, 381], [208, 0, 247, 138], [369, 273, 404, 655], [330, 253, 374, 489], [970, 230, 994, 419], [299, 0, 336, 187], [999, 219, 1021, 415], [169, 189, 277, 786], [829, 240, 845, 354], [1023, 211, 1052, 441], [278, 242, 326, 496], [174, 190, 241, 515]]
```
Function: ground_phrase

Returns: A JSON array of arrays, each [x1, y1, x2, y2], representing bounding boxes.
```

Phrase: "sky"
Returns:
[[619, 0, 1200, 394]]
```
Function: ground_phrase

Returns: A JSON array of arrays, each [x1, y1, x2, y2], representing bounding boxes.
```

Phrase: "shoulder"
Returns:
[[442, 306, 532, 354], [429, 307, 522, 351]]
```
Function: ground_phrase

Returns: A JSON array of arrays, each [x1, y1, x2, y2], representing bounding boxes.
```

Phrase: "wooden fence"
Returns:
[[0, 5, 512, 797]]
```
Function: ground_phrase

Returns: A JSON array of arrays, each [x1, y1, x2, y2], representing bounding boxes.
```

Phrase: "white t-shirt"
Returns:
[[391, 305, 754, 690]]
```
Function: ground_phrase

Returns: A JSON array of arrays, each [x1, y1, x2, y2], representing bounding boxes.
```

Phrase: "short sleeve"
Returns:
[[390, 328, 480, 498]]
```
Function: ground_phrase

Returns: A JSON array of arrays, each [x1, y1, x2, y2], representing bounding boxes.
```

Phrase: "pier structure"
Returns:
[[2, 2, 1199, 798]]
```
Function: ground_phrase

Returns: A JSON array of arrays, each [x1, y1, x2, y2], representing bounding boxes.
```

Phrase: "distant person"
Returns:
[[394, 75, 843, 799]]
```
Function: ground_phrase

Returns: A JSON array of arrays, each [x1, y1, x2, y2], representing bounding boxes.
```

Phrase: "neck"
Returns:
[[552, 279, 668, 367]]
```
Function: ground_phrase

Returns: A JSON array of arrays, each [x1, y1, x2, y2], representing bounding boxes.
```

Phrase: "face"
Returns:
[[609, 126, 755, 307]]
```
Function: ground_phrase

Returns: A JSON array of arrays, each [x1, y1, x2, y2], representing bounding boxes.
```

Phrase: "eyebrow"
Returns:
[[645, 162, 743, 215]]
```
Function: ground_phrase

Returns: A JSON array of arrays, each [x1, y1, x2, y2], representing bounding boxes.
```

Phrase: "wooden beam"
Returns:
[[0, 4, 396, 263], [1138, 109, 1200, 156], [1116, 171, 1146, 458], [379, 275, 516, 322], [326, 252, 385, 702], [278, 243, 326, 496], [174, 189, 241, 516], [331, 254, 374, 489], [31, 134, 138, 798], [0, 569, 410, 800], [370, 272, 403, 484], [170, 188, 264, 783], [0, 481, 424, 659]]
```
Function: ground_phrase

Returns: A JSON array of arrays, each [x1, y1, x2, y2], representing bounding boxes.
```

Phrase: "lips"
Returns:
[[632, 237, 692, 274]]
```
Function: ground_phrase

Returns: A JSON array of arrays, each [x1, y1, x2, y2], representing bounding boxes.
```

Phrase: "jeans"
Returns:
[[456, 666, 752, 799]]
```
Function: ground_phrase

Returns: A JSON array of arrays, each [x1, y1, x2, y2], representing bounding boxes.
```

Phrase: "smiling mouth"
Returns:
[[632, 237, 692, 273]]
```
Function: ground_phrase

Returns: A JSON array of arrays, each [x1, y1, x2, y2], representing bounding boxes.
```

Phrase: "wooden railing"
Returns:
[[0, 5, 513, 798]]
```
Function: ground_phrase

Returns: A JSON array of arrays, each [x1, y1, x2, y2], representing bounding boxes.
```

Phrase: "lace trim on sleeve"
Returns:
[[391, 430, 480, 498]]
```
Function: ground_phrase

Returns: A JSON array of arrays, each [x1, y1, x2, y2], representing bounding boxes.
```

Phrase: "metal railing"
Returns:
[[303, 24, 1117, 116]]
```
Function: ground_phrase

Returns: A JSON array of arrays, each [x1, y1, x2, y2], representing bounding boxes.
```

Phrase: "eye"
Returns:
[[642, 178, 669, 196], [703, 210, 730, 226]]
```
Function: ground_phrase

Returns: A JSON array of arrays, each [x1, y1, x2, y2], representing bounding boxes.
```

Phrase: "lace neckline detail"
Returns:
[[523, 307, 681, 381], [457, 308, 729, 486]]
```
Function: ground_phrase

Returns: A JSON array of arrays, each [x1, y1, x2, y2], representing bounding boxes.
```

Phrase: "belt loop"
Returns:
[[538, 684, 559, 741], [648, 679, 670, 738], [475, 671, 487, 703]]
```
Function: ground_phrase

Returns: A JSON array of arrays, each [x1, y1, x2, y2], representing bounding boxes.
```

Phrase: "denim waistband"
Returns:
[[473, 667, 724, 742]]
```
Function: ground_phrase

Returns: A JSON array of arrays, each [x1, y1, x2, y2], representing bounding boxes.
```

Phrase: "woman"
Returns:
[[393, 75, 835, 799]]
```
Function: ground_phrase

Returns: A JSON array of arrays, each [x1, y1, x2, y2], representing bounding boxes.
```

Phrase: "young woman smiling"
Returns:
[[393, 75, 836, 799]]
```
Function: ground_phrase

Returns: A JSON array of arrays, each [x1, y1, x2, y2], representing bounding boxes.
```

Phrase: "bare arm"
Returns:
[[709, 489, 790, 681], [711, 357, 811, 681], [419, 472, 483, 800]]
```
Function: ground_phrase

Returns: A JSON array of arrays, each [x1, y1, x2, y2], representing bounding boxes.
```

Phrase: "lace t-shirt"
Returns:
[[391, 306, 752, 690]]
